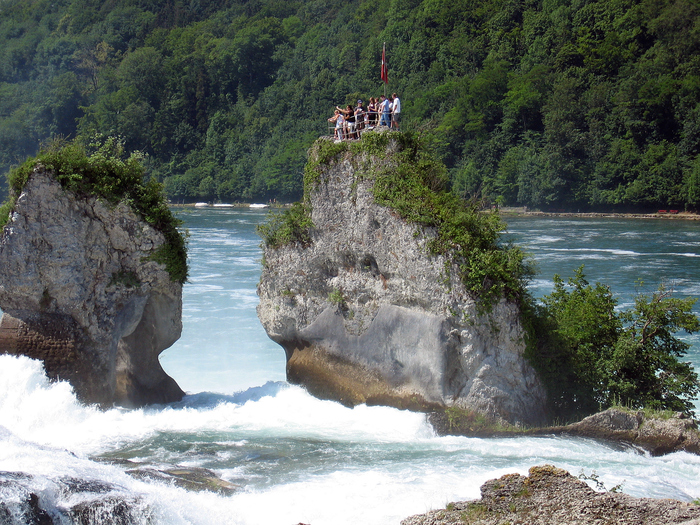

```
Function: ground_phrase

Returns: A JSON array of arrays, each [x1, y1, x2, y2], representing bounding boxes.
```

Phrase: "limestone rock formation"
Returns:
[[257, 136, 547, 425], [430, 406, 700, 456], [401, 465, 700, 525], [0, 166, 184, 407], [562, 408, 700, 456]]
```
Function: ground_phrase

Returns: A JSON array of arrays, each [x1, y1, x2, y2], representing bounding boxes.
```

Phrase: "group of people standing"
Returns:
[[328, 93, 401, 141]]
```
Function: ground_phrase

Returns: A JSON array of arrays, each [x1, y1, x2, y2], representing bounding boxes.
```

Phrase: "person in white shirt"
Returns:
[[391, 93, 401, 130], [379, 95, 391, 127], [328, 109, 344, 141]]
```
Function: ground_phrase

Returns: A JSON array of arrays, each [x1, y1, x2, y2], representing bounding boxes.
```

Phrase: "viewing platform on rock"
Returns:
[[327, 108, 396, 142], [325, 122, 392, 142]]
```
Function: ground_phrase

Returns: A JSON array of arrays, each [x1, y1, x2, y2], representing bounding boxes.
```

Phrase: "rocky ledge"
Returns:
[[429, 407, 700, 456], [0, 166, 184, 407], [257, 134, 546, 425], [0, 471, 149, 525], [559, 408, 700, 456], [401, 465, 700, 525]]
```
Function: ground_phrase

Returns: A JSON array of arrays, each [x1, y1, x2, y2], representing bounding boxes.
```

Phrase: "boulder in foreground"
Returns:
[[402, 465, 700, 525]]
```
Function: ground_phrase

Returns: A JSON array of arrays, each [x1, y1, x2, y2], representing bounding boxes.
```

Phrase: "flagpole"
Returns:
[[381, 42, 388, 97]]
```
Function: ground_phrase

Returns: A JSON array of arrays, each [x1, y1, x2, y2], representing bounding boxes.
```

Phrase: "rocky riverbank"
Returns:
[[401, 465, 700, 525], [429, 407, 700, 456]]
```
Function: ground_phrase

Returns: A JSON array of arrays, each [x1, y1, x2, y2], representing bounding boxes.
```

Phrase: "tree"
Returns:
[[3, 0, 700, 206], [538, 266, 621, 416], [606, 285, 700, 414], [535, 267, 700, 417]]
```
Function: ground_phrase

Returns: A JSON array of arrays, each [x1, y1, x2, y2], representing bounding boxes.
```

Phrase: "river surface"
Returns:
[[1, 209, 699, 524]]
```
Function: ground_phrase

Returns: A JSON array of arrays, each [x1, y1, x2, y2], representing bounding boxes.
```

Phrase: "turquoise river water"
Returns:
[[0, 209, 699, 524]]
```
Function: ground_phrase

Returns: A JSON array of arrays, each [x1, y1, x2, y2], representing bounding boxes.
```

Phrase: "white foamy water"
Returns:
[[1, 209, 700, 524], [3, 353, 700, 525]]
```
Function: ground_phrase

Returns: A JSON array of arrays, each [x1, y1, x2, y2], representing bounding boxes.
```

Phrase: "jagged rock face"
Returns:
[[0, 167, 184, 407], [257, 141, 547, 425]]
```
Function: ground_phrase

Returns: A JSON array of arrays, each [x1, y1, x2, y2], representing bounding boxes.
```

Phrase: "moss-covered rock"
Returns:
[[0, 165, 184, 407]]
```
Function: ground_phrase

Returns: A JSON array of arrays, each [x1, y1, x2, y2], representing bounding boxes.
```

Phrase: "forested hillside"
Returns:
[[1, 0, 699, 210]]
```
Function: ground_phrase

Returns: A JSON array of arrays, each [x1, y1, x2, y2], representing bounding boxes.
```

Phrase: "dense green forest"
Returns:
[[2, 0, 700, 210]]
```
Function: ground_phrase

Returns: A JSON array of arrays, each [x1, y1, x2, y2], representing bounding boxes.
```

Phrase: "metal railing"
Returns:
[[327, 110, 392, 140]]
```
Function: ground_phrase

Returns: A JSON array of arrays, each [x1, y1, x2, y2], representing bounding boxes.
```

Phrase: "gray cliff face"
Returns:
[[0, 167, 184, 407], [257, 140, 546, 425]]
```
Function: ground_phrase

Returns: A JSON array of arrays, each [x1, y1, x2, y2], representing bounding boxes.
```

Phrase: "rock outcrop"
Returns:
[[0, 471, 150, 525], [126, 466, 239, 495], [401, 465, 700, 525], [257, 136, 546, 425], [561, 408, 700, 456], [430, 407, 700, 456], [0, 166, 184, 407]]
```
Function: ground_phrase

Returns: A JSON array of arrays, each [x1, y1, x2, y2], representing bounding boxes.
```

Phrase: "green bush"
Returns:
[[529, 266, 700, 418], [257, 201, 313, 249], [360, 132, 534, 310], [328, 288, 345, 306], [1, 136, 188, 283]]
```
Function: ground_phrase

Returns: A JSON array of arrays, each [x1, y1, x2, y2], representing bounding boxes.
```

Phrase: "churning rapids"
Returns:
[[1, 209, 699, 525]]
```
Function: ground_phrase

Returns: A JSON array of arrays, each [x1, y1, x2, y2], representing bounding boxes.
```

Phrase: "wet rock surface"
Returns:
[[560, 408, 700, 456], [0, 472, 54, 525], [126, 466, 238, 495], [0, 471, 150, 525], [429, 408, 700, 456]]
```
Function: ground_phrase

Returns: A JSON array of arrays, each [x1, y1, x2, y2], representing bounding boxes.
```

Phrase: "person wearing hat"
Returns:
[[354, 100, 366, 135]]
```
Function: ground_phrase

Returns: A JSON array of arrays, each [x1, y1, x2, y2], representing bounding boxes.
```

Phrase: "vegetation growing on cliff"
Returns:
[[256, 201, 312, 248], [1, 136, 188, 283], [262, 132, 700, 419], [262, 131, 533, 310], [362, 132, 534, 307], [528, 267, 700, 418], [2, 0, 700, 211]]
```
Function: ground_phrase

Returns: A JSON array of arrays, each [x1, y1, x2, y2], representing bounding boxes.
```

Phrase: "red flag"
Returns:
[[381, 43, 388, 84]]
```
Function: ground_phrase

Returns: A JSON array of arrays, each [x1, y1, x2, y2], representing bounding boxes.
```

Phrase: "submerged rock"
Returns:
[[401, 465, 700, 525], [0, 166, 184, 407], [126, 466, 238, 495], [0, 471, 149, 525], [66, 497, 148, 525], [0, 472, 54, 525], [257, 135, 546, 425]]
